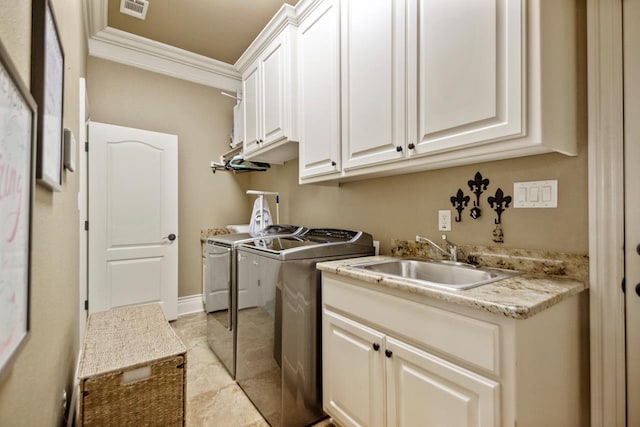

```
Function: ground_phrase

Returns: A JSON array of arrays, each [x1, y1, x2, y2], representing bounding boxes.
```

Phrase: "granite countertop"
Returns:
[[317, 255, 587, 320], [200, 227, 230, 242]]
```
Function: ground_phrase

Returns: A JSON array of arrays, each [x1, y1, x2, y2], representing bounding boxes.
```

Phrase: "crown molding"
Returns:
[[86, 0, 241, 91], [234, 4, 298, 73]]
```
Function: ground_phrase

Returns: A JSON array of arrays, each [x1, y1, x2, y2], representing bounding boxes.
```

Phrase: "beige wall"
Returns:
[[86, 58, 250, 297], [250, 146, 589, 254], [0, 0, 85, 425]]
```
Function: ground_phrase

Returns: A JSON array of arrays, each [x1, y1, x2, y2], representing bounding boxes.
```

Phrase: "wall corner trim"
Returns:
[[587, 0, 627, 425]]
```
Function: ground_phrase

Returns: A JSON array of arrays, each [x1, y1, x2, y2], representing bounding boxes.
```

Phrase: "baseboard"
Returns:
[[178, 294, 204, 317]]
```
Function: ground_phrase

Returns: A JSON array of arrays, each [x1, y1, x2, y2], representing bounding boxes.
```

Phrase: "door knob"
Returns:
[[385, 349, 393, 358], [372, 343, 380, 351], [163, 233, 176, 241]]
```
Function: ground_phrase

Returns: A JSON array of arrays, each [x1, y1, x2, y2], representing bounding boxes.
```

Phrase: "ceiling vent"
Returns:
[[120, 0, 149, 20]]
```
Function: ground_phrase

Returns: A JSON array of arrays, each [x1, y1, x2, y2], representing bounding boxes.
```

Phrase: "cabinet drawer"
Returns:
[[323, 274, 501, 375]]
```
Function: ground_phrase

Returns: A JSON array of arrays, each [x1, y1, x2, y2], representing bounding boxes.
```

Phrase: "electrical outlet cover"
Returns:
[[438, 210, 452, 231]]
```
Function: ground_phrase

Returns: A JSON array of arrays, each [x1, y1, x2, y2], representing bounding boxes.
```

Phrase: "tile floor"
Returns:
[[170, 312, 335, 427]]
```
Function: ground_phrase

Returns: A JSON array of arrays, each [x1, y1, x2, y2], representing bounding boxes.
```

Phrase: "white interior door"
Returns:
[[88, 122, 178, 320], [624, 0, 640, 423]]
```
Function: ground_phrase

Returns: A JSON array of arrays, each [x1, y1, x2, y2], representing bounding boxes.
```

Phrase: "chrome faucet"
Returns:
[[415, 234, 458, 262]]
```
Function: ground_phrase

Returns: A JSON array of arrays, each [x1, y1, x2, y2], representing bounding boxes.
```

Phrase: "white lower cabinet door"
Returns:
[[385, 337, 500, 427], [323, 309, 386, 427]]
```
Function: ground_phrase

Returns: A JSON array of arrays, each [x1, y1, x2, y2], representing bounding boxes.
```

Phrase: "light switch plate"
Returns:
[[514, 180, 558, 208], [438, 210, 451, 231]]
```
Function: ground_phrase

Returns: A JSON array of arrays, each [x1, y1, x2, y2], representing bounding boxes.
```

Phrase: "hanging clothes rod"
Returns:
[[220, 91, 240, 101]]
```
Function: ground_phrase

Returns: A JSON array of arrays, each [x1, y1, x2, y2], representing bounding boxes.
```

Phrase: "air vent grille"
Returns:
[[120, 0, 149, 20]]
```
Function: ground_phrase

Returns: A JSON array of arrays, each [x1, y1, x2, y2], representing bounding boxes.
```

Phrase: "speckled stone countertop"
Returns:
[[200, 227, 230, 242], [317, 242, 588, 320]]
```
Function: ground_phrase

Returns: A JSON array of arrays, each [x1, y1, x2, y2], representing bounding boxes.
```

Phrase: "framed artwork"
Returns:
[[31, 0, 65, 191], [0, 39, 36, 378]]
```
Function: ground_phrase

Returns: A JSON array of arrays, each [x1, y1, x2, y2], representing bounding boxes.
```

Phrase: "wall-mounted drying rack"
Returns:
[[210, 151, 270, 174], [247, 190, 280, 226]]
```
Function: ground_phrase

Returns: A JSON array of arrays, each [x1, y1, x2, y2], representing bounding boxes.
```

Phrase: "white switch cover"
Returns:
[[514, 180, 558, 208], [438, 210, 451, 231]]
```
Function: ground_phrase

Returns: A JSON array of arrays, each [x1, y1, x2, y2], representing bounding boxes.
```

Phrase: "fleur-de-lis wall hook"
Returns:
[[467, 171, 490, 219], [450, 189, 470, 222], [487, 188, 512, 224]]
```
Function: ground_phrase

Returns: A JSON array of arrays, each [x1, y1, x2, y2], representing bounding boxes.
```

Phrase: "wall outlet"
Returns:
[[438, 210, 451, 231]]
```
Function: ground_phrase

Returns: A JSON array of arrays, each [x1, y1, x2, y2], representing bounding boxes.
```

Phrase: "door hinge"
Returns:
[[84, 300, 88, 311], [85, 142, 88, 152], [84, 221, 88, 231]]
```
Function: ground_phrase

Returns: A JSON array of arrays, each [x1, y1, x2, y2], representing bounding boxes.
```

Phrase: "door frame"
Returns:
[[587, 0, 626, 425], [78, 78, 88, 347]]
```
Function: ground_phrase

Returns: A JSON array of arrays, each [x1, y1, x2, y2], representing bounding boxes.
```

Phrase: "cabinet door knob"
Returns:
[[396, 145, 403, 152], [331, 161, 336, 167], [385, 349, 393, 358], [636, 283, 640, 298], [372, 343, 380, 351], [408, 143, 415, 150]]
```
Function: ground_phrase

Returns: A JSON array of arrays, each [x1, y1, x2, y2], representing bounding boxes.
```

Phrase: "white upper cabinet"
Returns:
[[408, 0, 523, 155], [236, 6, 298, 164], [298, 0, 341, 179], [243, 62, 261, 153], [297, 0, 579, 183], [340, 0, 407, 170]]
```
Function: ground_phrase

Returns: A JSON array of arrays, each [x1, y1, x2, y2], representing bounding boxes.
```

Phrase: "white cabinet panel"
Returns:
[[243, 63, 261, 153], [341, 0, 406, 170], [409, 0, 523, 154], [240, 25, 297, 163], [386, 337, 500, 427], [298, 0, 341, 179], [323, 309, 385, 427], [261, 35, 287, 143]]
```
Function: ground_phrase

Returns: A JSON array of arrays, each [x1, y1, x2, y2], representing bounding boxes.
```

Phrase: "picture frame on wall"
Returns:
[[0, 39, 36, 378], [31, 0, 65, 191]]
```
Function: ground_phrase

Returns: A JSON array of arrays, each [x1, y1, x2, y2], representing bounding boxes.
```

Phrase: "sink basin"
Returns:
[[349, 258, 520, 290]]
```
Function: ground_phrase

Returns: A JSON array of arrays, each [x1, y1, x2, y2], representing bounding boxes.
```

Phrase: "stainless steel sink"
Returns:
[[349, 258, 520, 290]]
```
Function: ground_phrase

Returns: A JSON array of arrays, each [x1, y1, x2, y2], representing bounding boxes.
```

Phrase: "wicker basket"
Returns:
[[78, 304, 187, 426]]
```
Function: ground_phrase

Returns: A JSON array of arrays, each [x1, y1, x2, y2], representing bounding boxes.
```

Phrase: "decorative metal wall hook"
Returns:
[[450, 189, 470, 222], [467, 171, 490, 220], [487, 188, 512, 224]]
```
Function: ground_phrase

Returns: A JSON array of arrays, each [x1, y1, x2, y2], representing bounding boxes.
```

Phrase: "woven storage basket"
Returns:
[[78, 304, 187, 426]]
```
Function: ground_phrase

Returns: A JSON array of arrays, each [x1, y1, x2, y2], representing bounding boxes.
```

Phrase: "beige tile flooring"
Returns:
[[171, 312, 335, 427]]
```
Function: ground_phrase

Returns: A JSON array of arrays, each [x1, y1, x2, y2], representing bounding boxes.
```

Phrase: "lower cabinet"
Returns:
[[321, 272, 587, 427], [324, 309, 498, 427]]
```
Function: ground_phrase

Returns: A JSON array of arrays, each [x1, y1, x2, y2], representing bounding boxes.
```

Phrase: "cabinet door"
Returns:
[[323, 309, 385, 427], [341, 0, 406, 170], [261, 32, 288, 145], [243, 62, 261, 153], [386, 337, 500, 427], [298, 0, 341, 178], [408, 0, 523, 155]]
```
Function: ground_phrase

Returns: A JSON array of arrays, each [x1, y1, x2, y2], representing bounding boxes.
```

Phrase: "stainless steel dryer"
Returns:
[[235, 228, 374, 427], [204, 224, 306, 379]]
